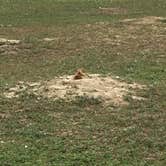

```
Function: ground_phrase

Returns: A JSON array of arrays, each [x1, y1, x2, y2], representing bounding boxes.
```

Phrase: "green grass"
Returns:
[[0, 0, 166, 165], [0, 0, 166, 26]]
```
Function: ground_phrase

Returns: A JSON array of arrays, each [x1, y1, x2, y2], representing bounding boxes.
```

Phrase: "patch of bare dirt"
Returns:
[[0, 38, 20, 45], [0, 38, 20, 55], [4, 74, 146, 106], [121, 16, 166, 25], [43, 37, 59, 42]]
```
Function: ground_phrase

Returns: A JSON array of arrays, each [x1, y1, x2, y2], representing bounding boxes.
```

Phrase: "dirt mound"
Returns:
[[121, 16, 166, 25], [4, 74, 146, 106]]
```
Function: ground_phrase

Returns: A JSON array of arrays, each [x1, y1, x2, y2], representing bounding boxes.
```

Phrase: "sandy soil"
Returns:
[[4, 74, 146, 106]]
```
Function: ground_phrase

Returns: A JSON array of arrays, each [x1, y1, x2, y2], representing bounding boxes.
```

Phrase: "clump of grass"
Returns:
[[73, 95, 103, 107]]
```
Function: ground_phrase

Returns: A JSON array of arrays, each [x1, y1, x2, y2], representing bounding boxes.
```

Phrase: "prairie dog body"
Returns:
[[73, 69, 87, 80]]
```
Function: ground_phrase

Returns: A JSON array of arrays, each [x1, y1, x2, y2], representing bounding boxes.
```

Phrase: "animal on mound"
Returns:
[[73, 69, 87, 80]]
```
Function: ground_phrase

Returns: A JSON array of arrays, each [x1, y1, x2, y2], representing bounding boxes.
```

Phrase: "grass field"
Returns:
[[0, 0, 166, 165]]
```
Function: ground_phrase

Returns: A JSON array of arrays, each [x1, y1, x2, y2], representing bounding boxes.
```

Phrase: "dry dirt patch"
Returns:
[[4, 74, 146, 106], [121, 16, 166, 25], [0, 38, 20, 45], [0, 38, 20, 55]]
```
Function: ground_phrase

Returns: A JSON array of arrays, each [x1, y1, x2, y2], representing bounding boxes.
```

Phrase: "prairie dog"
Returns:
[[73, 69, 86, 80]]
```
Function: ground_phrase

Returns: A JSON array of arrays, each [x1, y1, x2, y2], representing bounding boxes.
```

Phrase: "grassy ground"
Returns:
[[0, 0, 166, 165]]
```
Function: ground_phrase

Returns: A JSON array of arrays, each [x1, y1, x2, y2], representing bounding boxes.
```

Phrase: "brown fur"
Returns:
[[73, 69, 85, 80]]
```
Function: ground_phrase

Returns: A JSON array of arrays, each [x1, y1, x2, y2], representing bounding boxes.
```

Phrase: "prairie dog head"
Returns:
[[73, 69, 86, 80]]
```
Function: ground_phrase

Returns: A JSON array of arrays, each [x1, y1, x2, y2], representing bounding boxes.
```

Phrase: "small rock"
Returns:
[[43, 38, 56, 42]]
